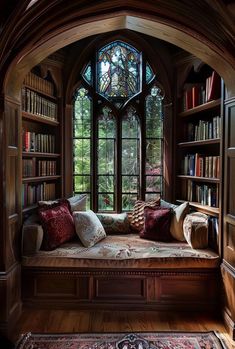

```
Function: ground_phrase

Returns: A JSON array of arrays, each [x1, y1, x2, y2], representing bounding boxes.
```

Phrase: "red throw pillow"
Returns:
[[39, 200, 75, 250], [139, 206, 172, 242]]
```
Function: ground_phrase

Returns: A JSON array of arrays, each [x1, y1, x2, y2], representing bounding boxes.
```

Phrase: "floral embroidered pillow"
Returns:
[[96, 212, 130, 234], [73, 210, 106, 247]]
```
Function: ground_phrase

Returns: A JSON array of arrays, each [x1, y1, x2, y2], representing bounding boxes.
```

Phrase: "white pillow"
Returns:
[[73, 210, 106, 247], [68, 194, 87, 212], [170, 201, 189, 241]]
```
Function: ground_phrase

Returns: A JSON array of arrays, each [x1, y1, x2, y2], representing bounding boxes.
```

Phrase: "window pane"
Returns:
[[145, 193, 161, 201], [146, 175, 162, 192], [122, 175, 139, 193], [82, 62, 92, 85], [74, 175, 91, 192], [145, 85, 163, 138], [146, 139, 162, 174], [97, 41, 141, 100], [98, 175, 114, 192], [146, 62, 155, 84], [74, 139, 90, 174], [122, 106, 140, 138], [122, 194, 137, 211], [122, 139, 140, 175], [98, 193, 114, 211]]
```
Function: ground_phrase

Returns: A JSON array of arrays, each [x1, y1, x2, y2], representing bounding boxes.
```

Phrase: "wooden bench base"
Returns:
[[22, 267, 220, 311]]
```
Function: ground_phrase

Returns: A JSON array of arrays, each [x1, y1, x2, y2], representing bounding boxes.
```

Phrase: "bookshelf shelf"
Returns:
[[177, 175, 220, 183], [22, 204, 38, 213], [177, 199, 219, 216], [178, 138, 220, 147], [22, 111, 59, 126], [22, 175, 61, 183], [22, 152, 60, 158], [179, 99, 221, 118], [23, 84, 57, 100]]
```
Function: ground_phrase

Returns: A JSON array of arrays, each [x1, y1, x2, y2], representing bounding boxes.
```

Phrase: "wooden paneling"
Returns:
[[222, 96, 235, 340], [94, 277, 146, 301], [22, 268, 220, 312]]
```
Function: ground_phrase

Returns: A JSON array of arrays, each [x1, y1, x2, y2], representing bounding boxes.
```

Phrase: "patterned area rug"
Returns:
[[16, 331, 228, 349]]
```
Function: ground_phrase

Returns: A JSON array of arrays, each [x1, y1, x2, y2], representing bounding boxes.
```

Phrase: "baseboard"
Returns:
[[222, 309, 235, 341]]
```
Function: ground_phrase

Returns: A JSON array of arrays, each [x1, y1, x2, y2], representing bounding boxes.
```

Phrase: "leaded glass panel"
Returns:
[[97, 41, 140, 100], [82, 62, 92, 85], [146, 62, 155, 83]]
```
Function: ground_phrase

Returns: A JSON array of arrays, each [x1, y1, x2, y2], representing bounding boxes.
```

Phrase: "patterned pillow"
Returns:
[[170, 201, 189, 241], [96, 212, 130, 234], [139, 206, 172, 241], [183, 212, 209, 249], [38, 200, 76, 251], [73, 210, 106, 247], [130, 198, 160, 231]]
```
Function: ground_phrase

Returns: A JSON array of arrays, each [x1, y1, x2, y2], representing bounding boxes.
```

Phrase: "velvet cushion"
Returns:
[[96, 212, 131, 234], [170, 201, 190, 241], [73, 210, 106, 247], [183, 212, 209, 249], [130, 198, 160, 231], [38, 200, 76, 250], [139, 206, 172, 241]]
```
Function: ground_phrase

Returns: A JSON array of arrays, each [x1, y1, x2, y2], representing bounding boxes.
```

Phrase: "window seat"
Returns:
[[21, 229, 221, 312], [22, 234, 219, 270]]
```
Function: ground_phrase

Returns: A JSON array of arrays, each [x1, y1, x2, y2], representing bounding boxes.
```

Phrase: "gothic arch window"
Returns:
[[73, 40, 164, 212]]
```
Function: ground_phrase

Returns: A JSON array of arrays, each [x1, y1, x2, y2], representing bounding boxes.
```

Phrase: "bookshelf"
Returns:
[[176, 65, 222, 220], [21, 70, 62, 212]]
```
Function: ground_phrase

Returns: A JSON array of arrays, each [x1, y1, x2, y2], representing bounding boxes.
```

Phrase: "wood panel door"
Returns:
[[221, 96, 235, 339]]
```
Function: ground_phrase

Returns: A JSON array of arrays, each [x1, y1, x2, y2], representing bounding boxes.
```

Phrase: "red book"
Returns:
[[192, 86, 200, 107], [207, 71, 221, 101], [185, 88, 192, 110]]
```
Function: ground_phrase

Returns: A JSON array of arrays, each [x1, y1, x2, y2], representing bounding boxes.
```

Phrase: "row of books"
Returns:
[[187, 116, 221, 141], [187, 182, 219, 207], [22, 130, 55, 153], [22, 87, 57, 121], [22, 159, 57, 177], [182, 154, 220, 178], [24, 72, 54, 96], [22, 182, 56, 207], [181, 71, 221, 111]]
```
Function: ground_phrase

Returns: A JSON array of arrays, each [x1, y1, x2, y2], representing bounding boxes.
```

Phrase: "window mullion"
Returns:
[[116, 116, 122, 212]]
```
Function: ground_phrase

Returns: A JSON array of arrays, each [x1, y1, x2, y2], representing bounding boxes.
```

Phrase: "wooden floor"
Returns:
[[13, 309, 235, 348]]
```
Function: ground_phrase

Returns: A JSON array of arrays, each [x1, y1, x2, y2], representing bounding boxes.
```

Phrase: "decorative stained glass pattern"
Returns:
[[146, 61, 155, 83], [82, 62, 92, 85], [73, 40, 164, 212], [145, 85, 164, 198], [73, 87, 92, 208], [121, 106, 140, 210], [97, 106, 116, 211], [97, 41, 140, 100]]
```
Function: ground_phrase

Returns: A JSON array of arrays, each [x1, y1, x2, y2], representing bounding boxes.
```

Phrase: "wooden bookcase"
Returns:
[[175, 64, 222, 250], [21, 70, 62, 213]]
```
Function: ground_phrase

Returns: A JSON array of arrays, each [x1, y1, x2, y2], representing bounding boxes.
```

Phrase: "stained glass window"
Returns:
[[97, 41, 140, 100], [73, 40, 164, 212], [82, 62, 92, 85], [146, 61, 155, 83]]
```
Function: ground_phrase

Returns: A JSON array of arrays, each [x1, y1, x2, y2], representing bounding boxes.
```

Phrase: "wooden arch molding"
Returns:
[[4, 13, 235, 99]]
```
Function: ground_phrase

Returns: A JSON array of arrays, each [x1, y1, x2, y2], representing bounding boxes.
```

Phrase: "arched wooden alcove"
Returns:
[[1, 8, 235, 338]]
